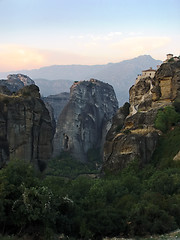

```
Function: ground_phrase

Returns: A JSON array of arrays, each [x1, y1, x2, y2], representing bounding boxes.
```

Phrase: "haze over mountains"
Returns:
[[0, 55, 162, 105]]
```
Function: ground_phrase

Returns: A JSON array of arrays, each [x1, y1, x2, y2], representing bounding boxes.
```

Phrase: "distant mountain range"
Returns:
[[34, 78, 73, 97], [0, 55, 162, 105]]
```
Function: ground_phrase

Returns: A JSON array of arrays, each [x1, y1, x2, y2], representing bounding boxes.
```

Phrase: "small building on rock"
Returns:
[[136, 67, 156, 83]]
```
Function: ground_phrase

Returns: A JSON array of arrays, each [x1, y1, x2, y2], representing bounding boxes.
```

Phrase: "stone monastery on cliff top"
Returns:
[[136, 54, 179, 83]]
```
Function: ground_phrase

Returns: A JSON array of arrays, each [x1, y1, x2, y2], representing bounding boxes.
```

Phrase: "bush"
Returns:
[[0, 160, 74, 239], [152, 127, 180, 168], [173, 100, 180, 113], [155, 106, 180, 133], [168, 58, 175, 62], [46, 151, 100, 178]]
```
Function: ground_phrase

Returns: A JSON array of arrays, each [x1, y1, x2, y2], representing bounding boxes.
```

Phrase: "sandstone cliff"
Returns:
[[152, 60, 180, 103], [103, 60, 180, 172], [53, 79, 118, 162], [0, 84, 53, 171], [129, 60, 180, 115]]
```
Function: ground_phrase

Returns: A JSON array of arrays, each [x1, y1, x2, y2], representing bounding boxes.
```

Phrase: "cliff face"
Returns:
[[53, 79, 118, 162], [129, 60, 180, 116], [0, 85, 53, 170], [103, 60, 180, 172], [152, 61, 180, 103], [103, 108, 159, 171], [129, 77, 153, 115]]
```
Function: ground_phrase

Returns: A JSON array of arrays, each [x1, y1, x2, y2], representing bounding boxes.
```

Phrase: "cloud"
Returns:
[[108, 32, 122, 37], [0, 35, 174, 71], [0, 45, 46, 71], [128, 31, 143, 36], [70, 31, 122, 42], [0, 44, 98, 71], [73, 35, 171, 63], [110, 36, 171, 58]]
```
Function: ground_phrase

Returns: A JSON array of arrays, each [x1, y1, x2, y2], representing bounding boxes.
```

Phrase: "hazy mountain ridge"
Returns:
[[0, 55, 162, 104], [34, 78, 73, 96]]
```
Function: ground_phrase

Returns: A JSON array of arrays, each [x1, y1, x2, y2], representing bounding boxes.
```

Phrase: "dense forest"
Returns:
[[0, 104, 180, 240]]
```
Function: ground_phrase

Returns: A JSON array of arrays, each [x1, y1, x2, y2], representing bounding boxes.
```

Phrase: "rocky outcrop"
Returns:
[[7, 74, 35, 86], [42, 92, 70, 122], [103, 109, 159, 172], [0, 85, 11, 95], [105, 102, 130, 141], [173, 151, 180, 161], [53, 79, 118, 162], [0, 84, 53, 170], [42, 101, 56, 134], [129, 60, 180, 115], [152, 61, 180, 103], [103, 60, 180, 172], [129, 77, 153, 115], [0, 74, 35, 93]]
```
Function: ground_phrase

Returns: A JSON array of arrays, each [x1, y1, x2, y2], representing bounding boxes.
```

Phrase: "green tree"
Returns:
[[155, 106, 180, 133]]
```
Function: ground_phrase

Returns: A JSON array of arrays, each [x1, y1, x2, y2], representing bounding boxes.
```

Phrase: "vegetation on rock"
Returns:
[[155, 106, 180, 133]]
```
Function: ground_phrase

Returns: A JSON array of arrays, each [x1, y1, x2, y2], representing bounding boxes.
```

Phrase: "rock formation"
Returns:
[[152, 60, 180, 103], [103, 109, 159, 172], [129, 77, 153, 115], [42, 92, 70, 122], [42, 101, 56, 135], [53, 79, 118, 162], [0, 74, 35, 93], [173, 151, 180, 161], [129, 60, 180, 116], [0, 84, 53, 170], [103, 59, 180, 172]]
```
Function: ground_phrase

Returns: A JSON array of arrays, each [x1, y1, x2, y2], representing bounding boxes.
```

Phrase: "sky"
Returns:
[[0, 0, 179, 71]]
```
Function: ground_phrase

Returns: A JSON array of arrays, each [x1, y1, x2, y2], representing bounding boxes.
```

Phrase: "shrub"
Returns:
[[46, 151, 100, 178], [173, 100, 180, 113], [168, 57, 175, 62], [22, 91, 31, 97], [155, 106, 180, 133]]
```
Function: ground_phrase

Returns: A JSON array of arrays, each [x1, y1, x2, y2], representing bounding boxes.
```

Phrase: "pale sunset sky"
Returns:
[[0, 0, 179, 71]]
